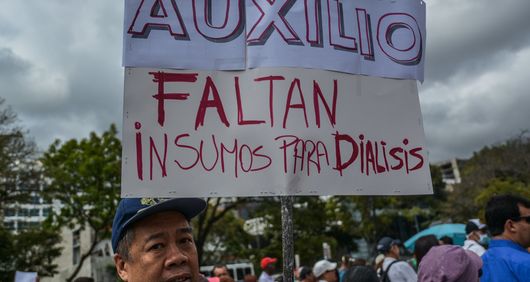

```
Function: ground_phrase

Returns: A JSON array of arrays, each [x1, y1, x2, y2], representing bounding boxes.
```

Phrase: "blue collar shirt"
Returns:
[[481, 239, 530, 282]]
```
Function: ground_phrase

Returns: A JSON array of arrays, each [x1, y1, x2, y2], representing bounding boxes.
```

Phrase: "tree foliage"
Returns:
[[41, 124, 121, 282], [194, 198, 253, 265], [194, 199, 254, 265], [327, 165, 447, 253], [444, 133, 530, 222], [475, 179, 530, 219], [0, 98, 40, 211], [197, 166, 447, 268], [0, 224, 62, 280], [0, 99, 61, 280], [247, 197, 339, 267], [0, 225, 14, 281]]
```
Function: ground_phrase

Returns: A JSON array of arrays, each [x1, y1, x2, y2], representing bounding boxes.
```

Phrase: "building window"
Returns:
[[18, 209, 30, 217], [18, 221, 28, 230], [30, 196, 41, 204], [42, 208, 51, 217], [30, 209, 40, 217], [73, 230, 81, 265], [4, 208, 17, 217], [5, 221, 15, 230]]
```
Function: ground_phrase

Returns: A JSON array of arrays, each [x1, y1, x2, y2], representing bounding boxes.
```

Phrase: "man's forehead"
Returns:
[[142, 227, 194, 242], [519, 204, 530, 215]]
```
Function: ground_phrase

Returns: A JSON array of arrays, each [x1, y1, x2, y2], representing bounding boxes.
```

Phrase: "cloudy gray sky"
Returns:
[[1, 0, 529, 162]]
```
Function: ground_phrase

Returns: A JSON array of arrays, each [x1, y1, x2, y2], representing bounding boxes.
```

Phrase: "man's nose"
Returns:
[[165, 243, 188, 268]]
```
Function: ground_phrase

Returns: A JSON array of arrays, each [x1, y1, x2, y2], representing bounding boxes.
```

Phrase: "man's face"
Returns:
[[390, 244, 400, 258], [213, 267, 230, 278], [513, 205, 530, 248], [114, 211, 199, 282], [265, 263, 275, 274], [321, 269, 337, 282]]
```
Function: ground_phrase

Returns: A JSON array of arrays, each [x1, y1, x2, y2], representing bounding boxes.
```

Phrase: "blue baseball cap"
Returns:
[[111, 197, 207, 252], [376, 237, 401, 253]]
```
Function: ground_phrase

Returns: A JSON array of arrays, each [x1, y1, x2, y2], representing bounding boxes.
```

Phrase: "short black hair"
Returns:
[[485, 194, 530, 236], [73, 278, 95, 282], [414, 235, 439, 265], [465, 221, 480, 235], [299, 266, 313, 280], [116, 228, 135, 261], [439, 236, 453, 245], [211, 264, 230, 277]]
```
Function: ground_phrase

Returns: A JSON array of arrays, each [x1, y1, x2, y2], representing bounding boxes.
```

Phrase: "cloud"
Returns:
[[0, 48, 69, 110], [0, 1, 123, 148], [0, 0, 529, 165], [421, 46, 530, 161], [425, 0, 530, 86], [417, 0, 530, 161]]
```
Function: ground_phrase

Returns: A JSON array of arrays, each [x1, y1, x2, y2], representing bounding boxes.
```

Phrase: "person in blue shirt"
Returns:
[[481, 194, 530, 282]]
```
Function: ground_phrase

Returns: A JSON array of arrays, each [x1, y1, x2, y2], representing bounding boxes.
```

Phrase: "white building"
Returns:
[[3, 193, 116, 281], [3, 191, 53, 232], [41, 225, 116, 282], [435, 158, 466, 192]]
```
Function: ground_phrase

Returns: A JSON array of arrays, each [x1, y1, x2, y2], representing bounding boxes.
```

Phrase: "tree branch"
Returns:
[[65, 230, 100, 282]]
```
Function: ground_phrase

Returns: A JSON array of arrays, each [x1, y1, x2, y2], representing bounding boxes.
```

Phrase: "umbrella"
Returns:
[[404, 223, 466, 251]]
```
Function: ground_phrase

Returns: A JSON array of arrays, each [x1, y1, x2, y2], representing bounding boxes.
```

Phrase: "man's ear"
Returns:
[[504, 219, 517, 234], [114, 253, 129, 281]]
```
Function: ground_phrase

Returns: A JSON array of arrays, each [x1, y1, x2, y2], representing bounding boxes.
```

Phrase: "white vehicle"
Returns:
[[200, 262, 255, 281]]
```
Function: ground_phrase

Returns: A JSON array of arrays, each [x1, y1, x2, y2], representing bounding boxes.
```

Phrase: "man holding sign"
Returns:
[[112, 198, 207, 282]]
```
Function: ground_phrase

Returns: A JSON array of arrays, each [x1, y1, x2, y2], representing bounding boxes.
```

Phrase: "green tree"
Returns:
[[475, 179, 530, 219], [0, 225, 62, 280], [194, 198, 253, 265], [0, 225, 14, 281], [41, 124, 121, 282], [12, 227, 63, 276], [0, 98, 40, 212], [195, 200, 254, 265], [331, 196, 397, 247], [444, 133, 530, 222], [0, 99, 62, 280], [249, 197, 339, 267], [328, 165, 448, 253]]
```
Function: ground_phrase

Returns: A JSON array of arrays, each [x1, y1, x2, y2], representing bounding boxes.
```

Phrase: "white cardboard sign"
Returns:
[[15, 272, 37, 282], [122, 67, 432, 197], [123, 0, 426, 81]]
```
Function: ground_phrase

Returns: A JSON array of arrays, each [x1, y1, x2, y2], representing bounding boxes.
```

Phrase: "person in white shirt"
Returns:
[[258, 257, 277, 282], [462, 219, 487, 257], [376, 237, 417, 282]]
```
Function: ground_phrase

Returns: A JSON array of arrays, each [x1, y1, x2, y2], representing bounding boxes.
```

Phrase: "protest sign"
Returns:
[[14, 271, 37, 282], [123, 0, 425, 81], [122, 67, 432, 197]]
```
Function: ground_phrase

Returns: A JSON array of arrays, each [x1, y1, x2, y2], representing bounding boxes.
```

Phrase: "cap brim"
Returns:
[[123, 198, 206, 232]]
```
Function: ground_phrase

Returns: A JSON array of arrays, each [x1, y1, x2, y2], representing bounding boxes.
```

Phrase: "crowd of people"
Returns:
[[109, 194, 530, 282]]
